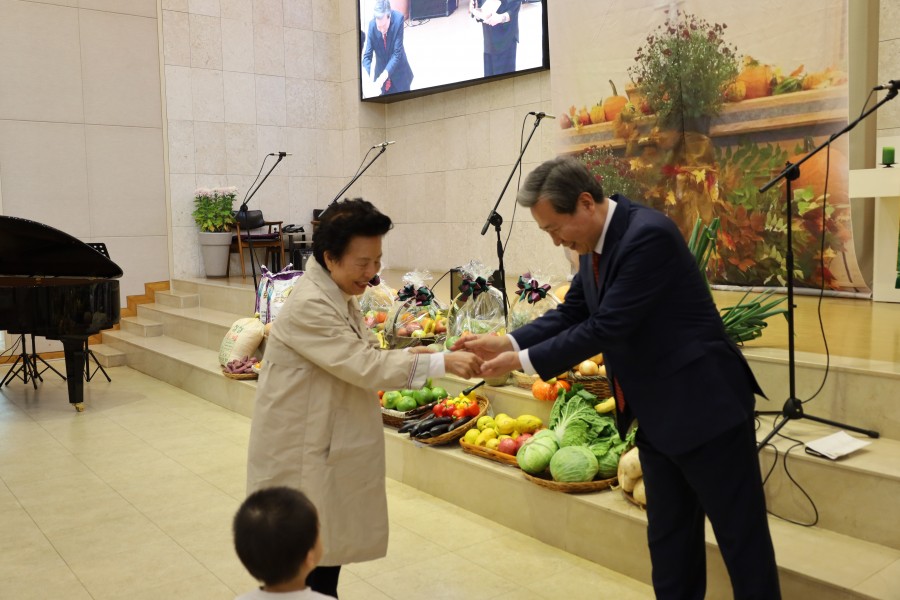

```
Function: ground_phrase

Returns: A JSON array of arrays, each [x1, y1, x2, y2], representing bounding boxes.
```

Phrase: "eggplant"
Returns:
[[409, 416, 440, 437], [427, 423, 452, 436], [447, 415, 473, 431], [414, 417, 453, 438], [397, 420, 418, 435]]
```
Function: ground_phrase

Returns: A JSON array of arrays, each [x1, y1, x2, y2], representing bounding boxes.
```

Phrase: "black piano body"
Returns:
[[0, 215, 122, 411]]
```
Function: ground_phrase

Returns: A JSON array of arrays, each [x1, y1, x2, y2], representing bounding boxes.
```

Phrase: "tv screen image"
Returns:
[[358, 0, 548, 102]]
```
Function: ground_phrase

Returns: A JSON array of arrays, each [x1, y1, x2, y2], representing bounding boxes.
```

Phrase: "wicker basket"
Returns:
[[459, 439, 519, 467], [511, 370, 538, 390], [381, 402, 436, 428], [572, 374, 612, 398], [413, 396, 489, 446], [222, 368, 257, 380], [522, 471, 617, 494]]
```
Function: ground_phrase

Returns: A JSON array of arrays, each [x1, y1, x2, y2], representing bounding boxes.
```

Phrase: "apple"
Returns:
[[515, 432, 533, 451], [497, 438, 518, 455], [560, 113, 573, 129]]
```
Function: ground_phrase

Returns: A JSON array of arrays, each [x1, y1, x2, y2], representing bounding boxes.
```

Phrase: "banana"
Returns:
[[595, 397, 615, 414]]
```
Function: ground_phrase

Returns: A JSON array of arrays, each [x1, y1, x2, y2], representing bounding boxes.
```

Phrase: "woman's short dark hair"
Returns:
[[313, 198, 392, 269], [517, 156, 605, 214], [233, 487, 319, 587]]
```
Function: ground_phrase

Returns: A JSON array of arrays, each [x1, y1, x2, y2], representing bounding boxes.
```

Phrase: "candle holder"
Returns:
[[882, 146, 895, 168]]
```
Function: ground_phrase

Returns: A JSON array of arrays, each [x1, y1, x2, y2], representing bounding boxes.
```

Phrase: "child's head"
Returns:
[[233, 486, 322, 588]]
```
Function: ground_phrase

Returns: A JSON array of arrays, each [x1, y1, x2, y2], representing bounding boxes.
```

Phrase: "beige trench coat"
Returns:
[[246, 259, 429, 566]]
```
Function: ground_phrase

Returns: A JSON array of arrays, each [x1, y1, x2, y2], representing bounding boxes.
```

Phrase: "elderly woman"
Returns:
[[246, 199, 481, 598]]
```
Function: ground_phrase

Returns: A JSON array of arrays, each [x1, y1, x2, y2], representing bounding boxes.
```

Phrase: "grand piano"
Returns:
[[0, 216, 122, 411]]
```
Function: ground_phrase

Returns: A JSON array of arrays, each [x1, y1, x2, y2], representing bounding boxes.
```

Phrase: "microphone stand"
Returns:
[[239, 153, 287, 290], [321, 145, 390, 220], [754, 87, 895, 451], [479, 112, 547, 325]]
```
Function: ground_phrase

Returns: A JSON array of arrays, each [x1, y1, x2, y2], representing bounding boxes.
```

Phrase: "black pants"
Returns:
[[307, 565, 341, 598], [637, 418, 781, 600], [483, 46, 517, 77]]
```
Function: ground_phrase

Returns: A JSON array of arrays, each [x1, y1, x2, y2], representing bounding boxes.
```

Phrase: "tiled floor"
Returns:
[[0, 366, 652, 600]]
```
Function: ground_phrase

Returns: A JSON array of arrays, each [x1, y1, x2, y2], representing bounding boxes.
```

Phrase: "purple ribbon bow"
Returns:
[[458, 276, 489, 302], [397, 284, 433, 306], [517, 273, 551, 304]]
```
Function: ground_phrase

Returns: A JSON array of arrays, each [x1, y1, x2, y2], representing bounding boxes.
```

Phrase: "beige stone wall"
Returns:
[[0, 0, 169, 300]]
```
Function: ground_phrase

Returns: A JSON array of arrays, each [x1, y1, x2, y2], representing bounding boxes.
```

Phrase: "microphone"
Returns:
[[529, 111, 556, 119], [874, 80, 900, 92], [371, 141, 396, 149], [268, 152, 293, 157]]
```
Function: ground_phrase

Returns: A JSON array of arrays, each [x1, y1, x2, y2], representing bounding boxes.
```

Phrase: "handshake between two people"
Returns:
[[408, 333, 520, 380]]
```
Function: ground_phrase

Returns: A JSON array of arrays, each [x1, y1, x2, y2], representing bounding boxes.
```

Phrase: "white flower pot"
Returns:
[[198, 231, 232, 278]]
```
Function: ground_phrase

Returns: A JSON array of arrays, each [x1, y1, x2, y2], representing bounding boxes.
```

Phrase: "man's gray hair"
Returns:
[[373, 0, 392, 17], [517, 156, 605, 214]]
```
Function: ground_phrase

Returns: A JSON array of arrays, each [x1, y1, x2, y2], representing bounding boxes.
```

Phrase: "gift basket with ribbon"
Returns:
[[385, 270, 447, 349], [360, 273, 394, 348], [445, 261, 507, 350], [509, 269, 562, 388]]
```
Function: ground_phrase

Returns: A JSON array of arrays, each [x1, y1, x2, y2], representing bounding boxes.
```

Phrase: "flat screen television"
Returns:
[[357, 0, 549, 103]]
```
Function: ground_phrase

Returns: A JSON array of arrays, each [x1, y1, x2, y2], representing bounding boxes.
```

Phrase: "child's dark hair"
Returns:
[[313, 198, 392, 270], [233, 487, 319, 586]]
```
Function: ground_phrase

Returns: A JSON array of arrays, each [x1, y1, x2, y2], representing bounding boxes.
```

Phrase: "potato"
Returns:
[[632, 478, 647, 505], [578, 360, 599, 376]]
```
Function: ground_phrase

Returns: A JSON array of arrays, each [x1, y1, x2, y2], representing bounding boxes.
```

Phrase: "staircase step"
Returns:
[[119, 316, 164, 337], [383, 427, 900, 600], [101, 329, 256, 417], [170, 278, 257, 315], [154, 289, 200, 309], [88, 343, 126, 368], [136, 302, 249, 352]]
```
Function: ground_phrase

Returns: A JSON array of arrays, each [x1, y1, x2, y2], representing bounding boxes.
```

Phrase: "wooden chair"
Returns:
[[227, 210, 285, 278]]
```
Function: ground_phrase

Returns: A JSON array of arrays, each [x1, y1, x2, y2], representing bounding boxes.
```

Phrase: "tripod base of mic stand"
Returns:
[[756, 397, 879, 451]]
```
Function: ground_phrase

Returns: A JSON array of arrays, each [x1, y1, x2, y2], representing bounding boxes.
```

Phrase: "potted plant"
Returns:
[[193, 187, 237, 277], [628, 11, 740, 133]]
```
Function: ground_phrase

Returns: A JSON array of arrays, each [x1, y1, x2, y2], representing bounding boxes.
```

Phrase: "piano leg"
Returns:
[[61, 337, 87, 412]]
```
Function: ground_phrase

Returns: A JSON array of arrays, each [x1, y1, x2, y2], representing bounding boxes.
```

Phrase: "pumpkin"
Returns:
[[787, 137, 848, 206], [603, 80, 628, 122], [736, 56, 773, 100], [531, 378, 572, 402]]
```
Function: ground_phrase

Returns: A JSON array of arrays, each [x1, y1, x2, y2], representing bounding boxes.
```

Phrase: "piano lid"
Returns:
[[0, 216, 123, 279]]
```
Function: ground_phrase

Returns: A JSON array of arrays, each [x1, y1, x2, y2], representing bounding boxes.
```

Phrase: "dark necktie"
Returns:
[[382, 34, 392, 92]]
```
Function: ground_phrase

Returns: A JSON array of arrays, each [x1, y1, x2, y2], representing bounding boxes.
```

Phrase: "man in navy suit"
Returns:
[[457, 156, 781, 599], [361, 0, 414, 96]]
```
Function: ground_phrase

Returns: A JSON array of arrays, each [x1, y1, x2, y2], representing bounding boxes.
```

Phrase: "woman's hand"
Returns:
[[443, 351, 483, 379], [451, 333, 512, 361], [480, 351, 521, 378], [407, 346, 435, 354]]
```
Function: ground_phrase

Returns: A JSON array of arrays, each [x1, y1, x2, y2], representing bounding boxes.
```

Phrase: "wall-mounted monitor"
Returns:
[[358, 0, 549, 103]]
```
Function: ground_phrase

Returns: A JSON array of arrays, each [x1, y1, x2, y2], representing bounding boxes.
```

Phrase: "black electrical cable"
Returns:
[[502, 111, 531, 252], [758, 414, 820, 527]]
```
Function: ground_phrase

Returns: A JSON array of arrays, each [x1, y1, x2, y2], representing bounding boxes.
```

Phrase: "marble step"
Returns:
[[135, 302, 252, 353], [153, 289, 200, 309], [119, 316, 164, 338]]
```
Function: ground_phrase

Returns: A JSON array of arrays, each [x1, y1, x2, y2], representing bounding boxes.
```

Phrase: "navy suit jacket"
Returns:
[[481, 0, 521, 54], [361, 10, 413, 94], [511, 196, 763, 455]]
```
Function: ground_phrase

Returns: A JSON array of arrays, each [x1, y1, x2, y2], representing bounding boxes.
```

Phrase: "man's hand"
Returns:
[[375, 71, 389, 88], [484, 12, 507, 26], [480, 351, 521, 378], [450, 333, 512, 361], [444, 351, 483, 379]]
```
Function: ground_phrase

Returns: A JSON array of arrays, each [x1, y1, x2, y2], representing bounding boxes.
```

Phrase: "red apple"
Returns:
[[498, 438, 519, 455]]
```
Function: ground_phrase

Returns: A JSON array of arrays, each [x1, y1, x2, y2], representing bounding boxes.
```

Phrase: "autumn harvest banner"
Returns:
[[549, 0, 868, 294]]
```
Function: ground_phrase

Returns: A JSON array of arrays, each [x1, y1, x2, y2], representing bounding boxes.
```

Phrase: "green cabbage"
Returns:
[[549, 386, 616, 447], [517, 437, 558, 474], [549, 445, 599, 483]]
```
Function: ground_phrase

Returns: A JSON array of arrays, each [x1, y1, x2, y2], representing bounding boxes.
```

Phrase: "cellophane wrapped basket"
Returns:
[[445, 261, 506, 349], [384, 270, 446, 349], [508, 270, 561, 332], [359, 273, 394, 348]]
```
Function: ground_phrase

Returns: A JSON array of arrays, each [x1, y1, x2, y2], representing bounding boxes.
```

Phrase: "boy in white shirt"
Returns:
[[233, 487, 333, 599]]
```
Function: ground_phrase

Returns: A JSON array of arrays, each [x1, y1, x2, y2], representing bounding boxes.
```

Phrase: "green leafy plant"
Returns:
[[688, 217, 787, 344], [628, 10, 740, 128], [192, 187, 237, 232]]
